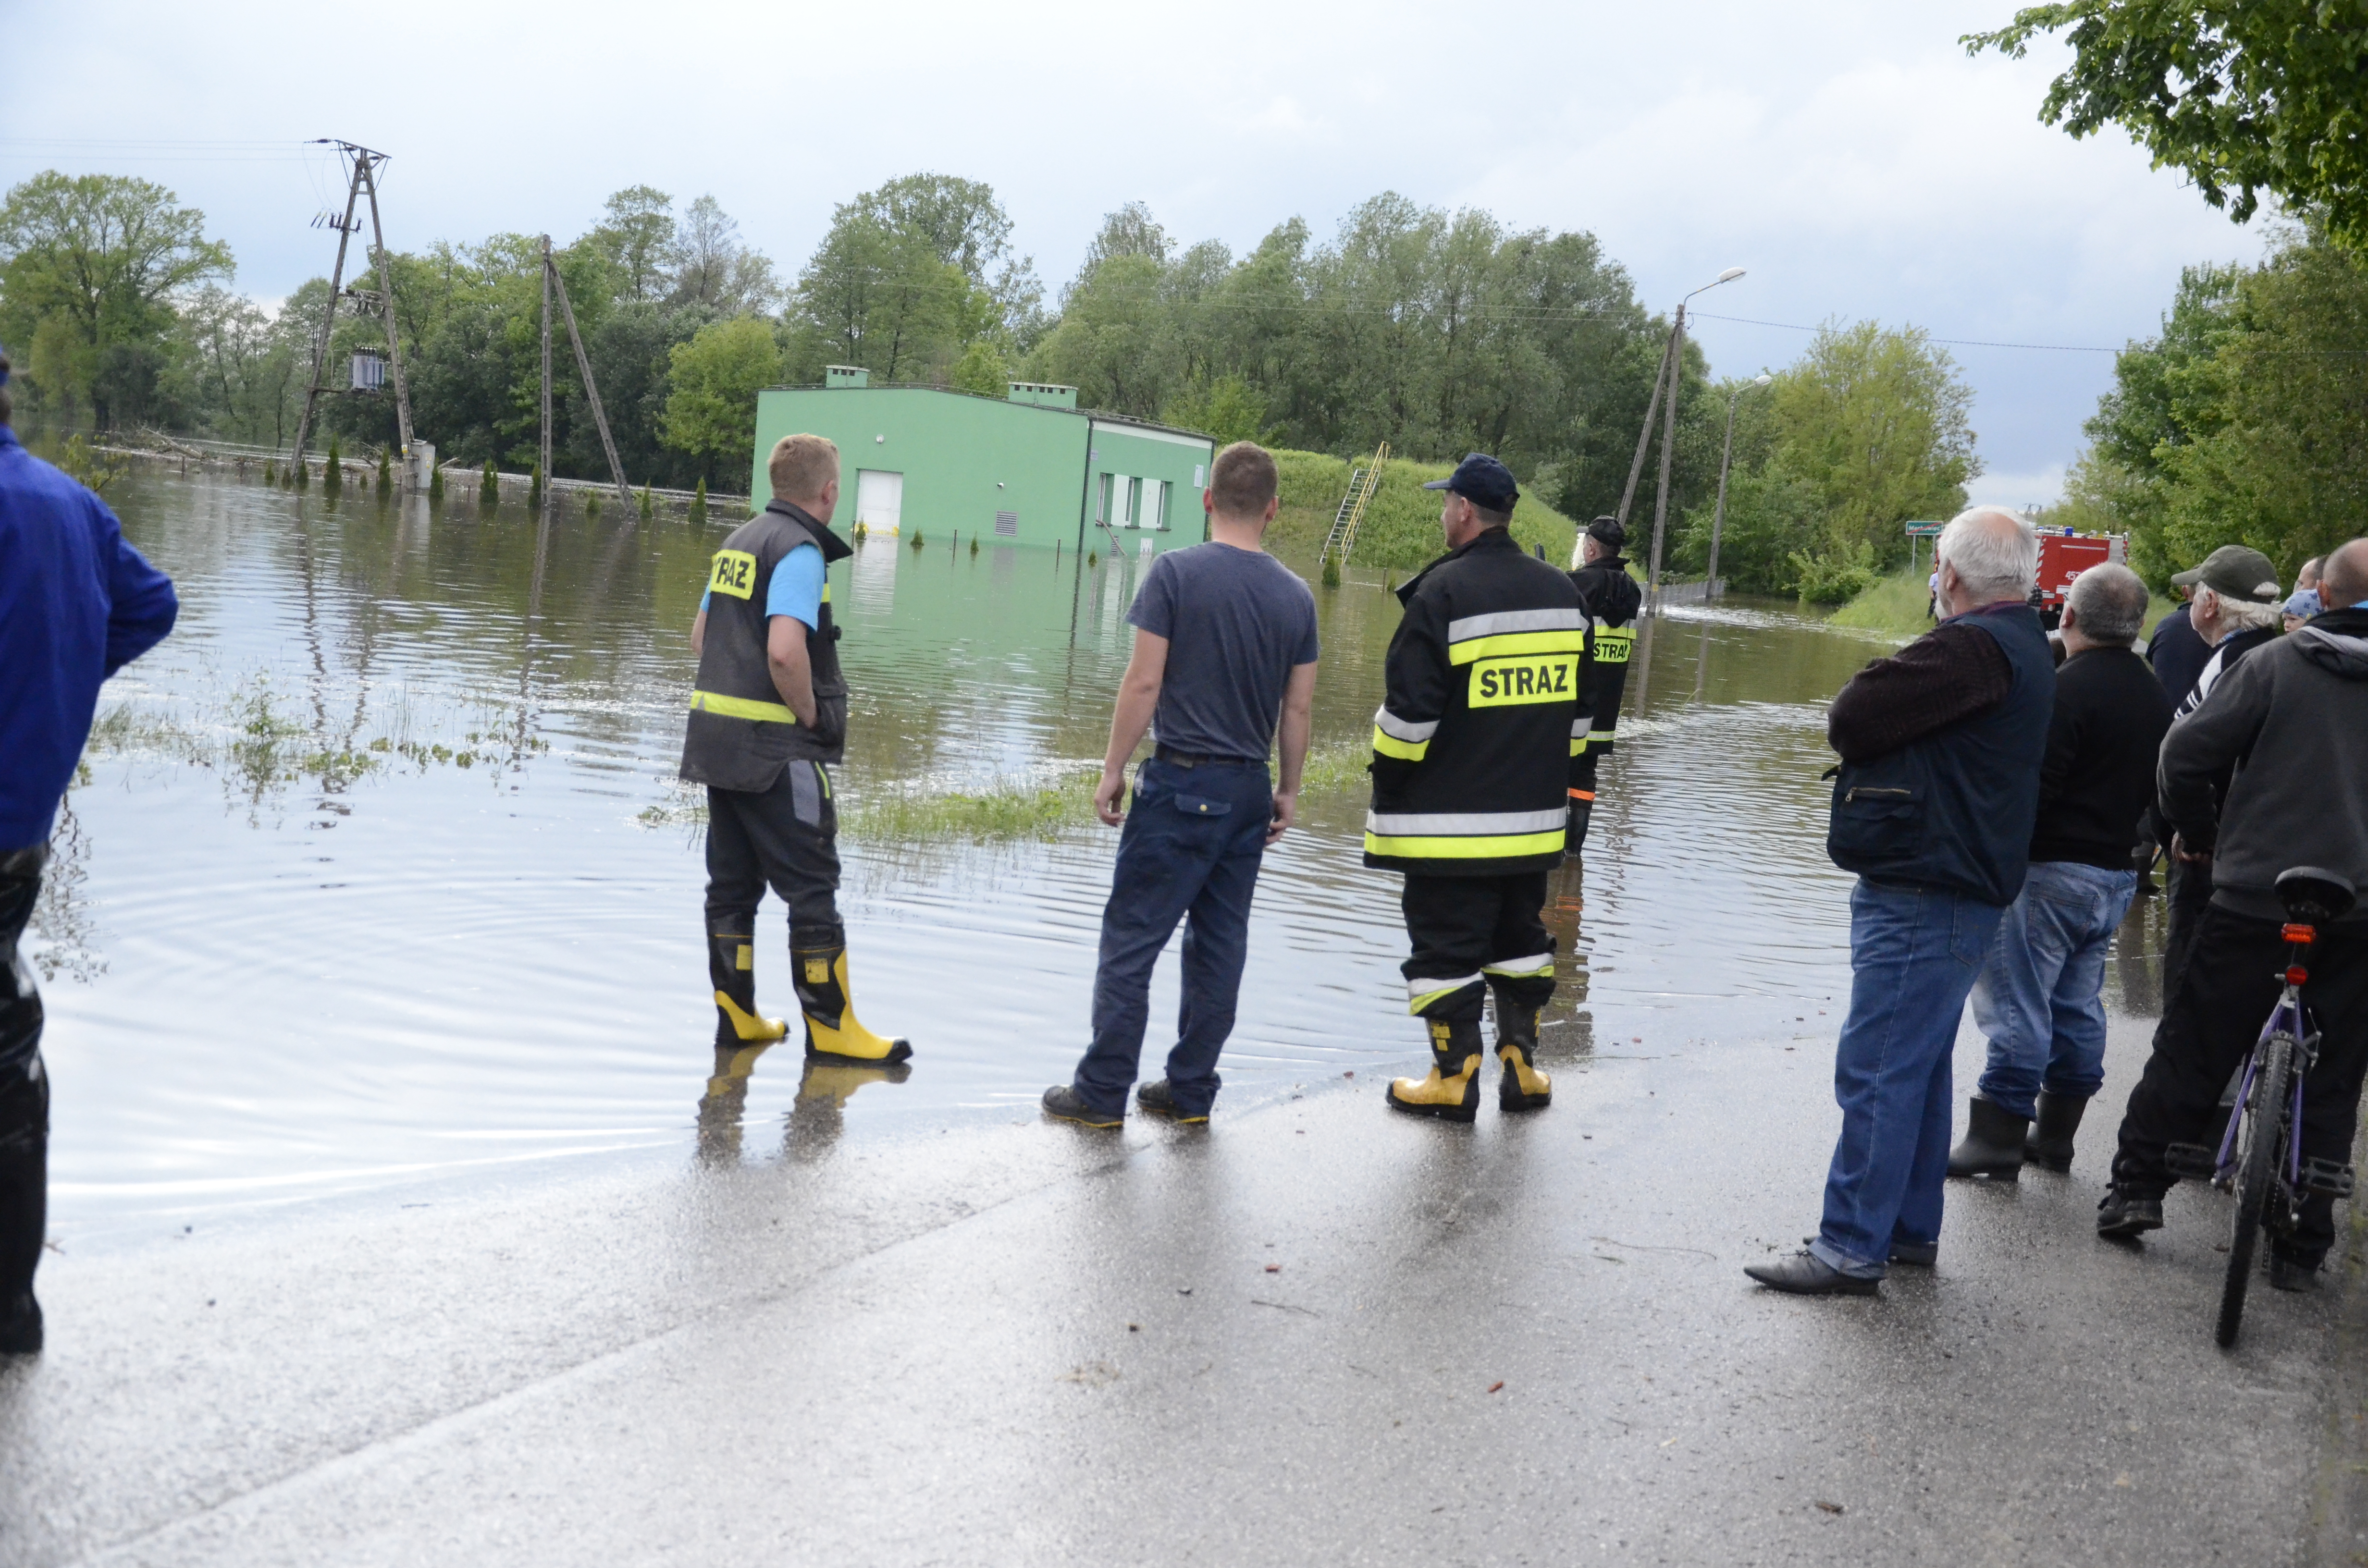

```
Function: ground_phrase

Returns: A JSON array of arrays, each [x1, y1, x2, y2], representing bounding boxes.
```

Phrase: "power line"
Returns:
[[1689, 310, 2123, 354]]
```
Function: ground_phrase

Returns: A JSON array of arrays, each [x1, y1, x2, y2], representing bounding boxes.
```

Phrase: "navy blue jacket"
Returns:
[[1826, 601, 2055, 906], [0, 427, 178, 850]]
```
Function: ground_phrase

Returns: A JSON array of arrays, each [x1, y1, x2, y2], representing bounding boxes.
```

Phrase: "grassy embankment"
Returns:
[[1826, 566, 2180, 644], [1267, 450, 1581, 575]]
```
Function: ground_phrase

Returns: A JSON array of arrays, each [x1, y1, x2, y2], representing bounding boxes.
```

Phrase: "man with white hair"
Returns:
[[1948, 564, 2172, 1178], [1749, 506, 2055, 1295], [2154, 545, 2285, 992]]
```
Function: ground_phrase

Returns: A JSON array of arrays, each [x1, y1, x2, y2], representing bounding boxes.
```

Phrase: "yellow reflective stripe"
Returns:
[[1372, 726, 1429, 761], [1407, 980, 1482, 1015], [1569, 738, 1585, 756], [1364, 829, 1566, 859], [690, 689, 798, 723], [1448, 630, 1587, 666], [822, 584, 832, 603]]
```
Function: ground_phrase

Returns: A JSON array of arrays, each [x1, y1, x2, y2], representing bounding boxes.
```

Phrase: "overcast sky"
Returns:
[[3, 0, 2269, 504]]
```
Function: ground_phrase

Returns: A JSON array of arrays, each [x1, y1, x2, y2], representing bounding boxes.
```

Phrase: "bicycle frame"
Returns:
[[2208, 988, 2314, 1193]]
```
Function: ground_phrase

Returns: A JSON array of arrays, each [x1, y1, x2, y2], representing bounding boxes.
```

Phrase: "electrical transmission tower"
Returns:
[[539, 234, 635, 514], [290, 141, 421, 485]]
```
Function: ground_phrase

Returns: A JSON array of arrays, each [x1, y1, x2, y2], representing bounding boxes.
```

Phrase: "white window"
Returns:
[[854, 469, 903, 535], [1126, 477, 1145, 528], [1192, 464, 1206, 487], [1142, 479, 1167, 531]]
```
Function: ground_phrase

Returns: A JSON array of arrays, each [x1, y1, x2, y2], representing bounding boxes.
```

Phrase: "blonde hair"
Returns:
[[767, 433, 839, 503]]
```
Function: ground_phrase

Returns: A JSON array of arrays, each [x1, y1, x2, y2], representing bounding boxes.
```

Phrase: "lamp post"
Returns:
[[1705, 372, 1774, 601], [1644, 267, 1746, 615]]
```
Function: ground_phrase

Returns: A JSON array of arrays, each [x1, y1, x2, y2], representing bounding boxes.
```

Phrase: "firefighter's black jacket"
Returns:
[[1365, 527, 1586, 875]]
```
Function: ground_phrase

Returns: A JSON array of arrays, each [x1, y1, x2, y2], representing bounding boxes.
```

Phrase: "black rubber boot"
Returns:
[[1387, 1019, 1482, 1123], [2025, 1092, 2088, 1173], [707, 930, 787, 1049], [1565, 798, 1593, 858], [0, 1057, 48, 1357], [1946, 1096, 2028, 1180], [791, 924, 912, 1065]]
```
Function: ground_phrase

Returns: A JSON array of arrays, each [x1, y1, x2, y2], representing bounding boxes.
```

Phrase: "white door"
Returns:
[[855, 469, 903, 535], [1142, 480, 1166, 531]]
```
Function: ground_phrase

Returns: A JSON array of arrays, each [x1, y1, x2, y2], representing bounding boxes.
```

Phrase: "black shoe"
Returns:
[[0, 1292, 39, 1356], [2097, 1186, 2163, 1238], [1947, 1096, 2029, 1180], [1745, 1250, 1880, 1297], [1041, 1084, 1122, 1128], [2269, 1255, 2322, 1293], [1804, 1236, 1934, 1267], [1135, 1079, 1207, 1125], [2025, 1092, 2088, 1173]]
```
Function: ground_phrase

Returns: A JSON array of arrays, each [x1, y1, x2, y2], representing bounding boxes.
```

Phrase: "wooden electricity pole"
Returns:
[[1644, 302, 1689, 615], [537, 235, 634, 513], [1615, 324, 1677, 533], [291, 142, 418, 483]]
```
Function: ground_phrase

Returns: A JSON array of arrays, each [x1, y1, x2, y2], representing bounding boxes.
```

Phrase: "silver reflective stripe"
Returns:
[[1407, 973, 1482, 1003], [1445, 607, 1585, 643], [1373, 705, 1440, 743], [1366, 808, 1568, 836], [1570, 719, 1589, 738], [1482, 953, 1554, 975]]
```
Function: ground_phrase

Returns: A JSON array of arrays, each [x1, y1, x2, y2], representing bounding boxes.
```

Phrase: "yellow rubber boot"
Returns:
[[1386, 1019, 1481, 1123], [792, 934, 913, 1066], [1495, 1000, 1552, 1113], [709, 932, 787, 1047]]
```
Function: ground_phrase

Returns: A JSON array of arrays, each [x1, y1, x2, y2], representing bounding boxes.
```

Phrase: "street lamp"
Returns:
[[1634, 268, 1746, 612], [1705, 373, 1774, 600]]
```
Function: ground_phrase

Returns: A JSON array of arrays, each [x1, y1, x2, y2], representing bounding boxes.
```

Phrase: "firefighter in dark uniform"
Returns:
[[1369, 455, 1586, 1121], [1566, 516, 1643, 854], [682, 433, 910, 1066]]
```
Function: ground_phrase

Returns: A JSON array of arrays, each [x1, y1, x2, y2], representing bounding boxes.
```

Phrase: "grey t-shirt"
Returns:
[[1126, 543, 1320, 761]]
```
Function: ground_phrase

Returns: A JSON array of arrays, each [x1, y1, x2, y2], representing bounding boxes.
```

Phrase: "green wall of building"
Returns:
[[751, 386, 1214, 556]]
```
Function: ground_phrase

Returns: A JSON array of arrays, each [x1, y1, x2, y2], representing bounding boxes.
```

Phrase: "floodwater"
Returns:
[[31, 468, 2170, 1241]]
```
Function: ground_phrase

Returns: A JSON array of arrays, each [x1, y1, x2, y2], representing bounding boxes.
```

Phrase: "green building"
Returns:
[[749, 369, 1218, 557]]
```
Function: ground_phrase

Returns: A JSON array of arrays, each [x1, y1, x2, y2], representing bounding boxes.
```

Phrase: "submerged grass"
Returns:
[[640, 741, 1378, 846]]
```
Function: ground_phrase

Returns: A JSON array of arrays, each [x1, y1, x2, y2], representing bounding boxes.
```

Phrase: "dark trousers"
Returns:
[[705, 761, 841, 940], [1072, 757, 1272, 1117], [2113, 904, 2368, 1264], [0, 846, 49, 1318], [1402, 871, 1556, 1023], [2160, 853, 2214, 1001]]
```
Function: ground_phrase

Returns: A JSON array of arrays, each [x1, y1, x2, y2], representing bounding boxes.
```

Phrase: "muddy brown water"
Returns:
[[31, 469, 2168, 1242]]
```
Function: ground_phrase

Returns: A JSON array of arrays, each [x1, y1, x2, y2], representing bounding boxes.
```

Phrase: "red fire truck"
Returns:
[[2033, 529, 2127, 629]]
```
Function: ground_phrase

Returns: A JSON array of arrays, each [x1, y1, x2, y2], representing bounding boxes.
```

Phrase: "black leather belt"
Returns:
[[1153, 744, 1259, 769]]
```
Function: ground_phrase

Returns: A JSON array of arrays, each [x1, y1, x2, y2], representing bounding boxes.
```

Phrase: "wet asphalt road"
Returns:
[[5, 1007, 2367, 1567]]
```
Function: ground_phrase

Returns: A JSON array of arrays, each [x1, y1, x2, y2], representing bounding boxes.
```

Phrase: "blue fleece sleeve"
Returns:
[[767, 542, 824, 630], [99, 495, 176, 677]]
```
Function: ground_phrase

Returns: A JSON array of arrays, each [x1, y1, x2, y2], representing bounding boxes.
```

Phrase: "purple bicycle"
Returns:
[[2165, 867, 2358, 1348]]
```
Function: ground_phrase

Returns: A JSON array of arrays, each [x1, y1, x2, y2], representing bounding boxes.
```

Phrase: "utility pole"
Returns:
[[1644, 302, 1687, 615], [1615, 326, 1677, 531], [541, 235, 635, 508], [539, 242, 554, 515], [290, 142, 420, 486], [1635, 267, 1747, 616], [1706, 374, 1774, 600]]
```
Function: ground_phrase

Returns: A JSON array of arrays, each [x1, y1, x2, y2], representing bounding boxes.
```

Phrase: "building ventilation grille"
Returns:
[[993, 510, 1018, 538]]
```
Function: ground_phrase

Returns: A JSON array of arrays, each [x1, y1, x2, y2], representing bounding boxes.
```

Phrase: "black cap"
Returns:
[[1422, 453, 1519, 514], [1584, 515, 1625, 549]]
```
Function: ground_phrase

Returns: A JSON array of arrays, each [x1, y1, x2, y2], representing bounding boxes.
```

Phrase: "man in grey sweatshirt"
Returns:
[[2100, 539, 2368, 1290]]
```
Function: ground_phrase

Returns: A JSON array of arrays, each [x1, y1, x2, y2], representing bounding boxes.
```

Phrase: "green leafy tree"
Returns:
[[948, 338, 1009, 396], [661, 317, 782, 479], [1160, 375, 1273, 445], [1969, 4, 2368, 246], [590, 186, 677, 303], [0, 171, 233, 427]]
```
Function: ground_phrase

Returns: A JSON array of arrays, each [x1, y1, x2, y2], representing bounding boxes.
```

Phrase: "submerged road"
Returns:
[[4, 1006, 2367, 1566]]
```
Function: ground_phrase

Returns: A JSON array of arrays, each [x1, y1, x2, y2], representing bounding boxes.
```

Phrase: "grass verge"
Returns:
[[1269, 450, 1580, 574], [1825, 566, 2182, 645]]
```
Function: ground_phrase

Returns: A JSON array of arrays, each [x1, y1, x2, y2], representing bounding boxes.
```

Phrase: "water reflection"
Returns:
[[697, 1042, 910, 1167], [29, 467, 2083, 1234]]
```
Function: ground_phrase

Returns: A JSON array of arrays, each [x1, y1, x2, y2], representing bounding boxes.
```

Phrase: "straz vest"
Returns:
[[1825, 602, 2055, 906], [1365, 528, 1586, 874], [1570, 554, 1643, 757], [678, 500, 853, 793]]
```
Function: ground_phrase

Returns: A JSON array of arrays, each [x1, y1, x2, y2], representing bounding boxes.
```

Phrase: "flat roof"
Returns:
[[761, 382, 1215, 445]]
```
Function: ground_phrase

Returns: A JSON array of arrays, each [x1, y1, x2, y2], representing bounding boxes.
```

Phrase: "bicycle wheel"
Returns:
[[2218, 1033, 2294, 1348]]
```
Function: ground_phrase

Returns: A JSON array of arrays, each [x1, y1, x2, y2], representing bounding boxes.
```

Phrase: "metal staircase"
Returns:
[[1321, 443, 1388, 570]]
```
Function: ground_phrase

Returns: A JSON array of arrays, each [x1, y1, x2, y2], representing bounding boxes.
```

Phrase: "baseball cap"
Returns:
[[2171, 544, 2282, 603], [1584, 515, 1626, 549], [1421, 453, 1519, 514]]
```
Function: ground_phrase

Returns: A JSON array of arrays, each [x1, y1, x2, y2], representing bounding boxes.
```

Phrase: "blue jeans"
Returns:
[[1970, 860, 2138, 1119], [1071, 757, 1273, 1117], [1812, 880, 2005, 1279]]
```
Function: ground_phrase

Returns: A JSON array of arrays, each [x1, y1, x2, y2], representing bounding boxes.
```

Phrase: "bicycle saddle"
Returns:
[[2277, 867, 2357, 925]]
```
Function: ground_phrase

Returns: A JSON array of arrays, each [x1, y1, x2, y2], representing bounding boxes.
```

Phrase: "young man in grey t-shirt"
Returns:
[[1042, 442, 1320, 1127]]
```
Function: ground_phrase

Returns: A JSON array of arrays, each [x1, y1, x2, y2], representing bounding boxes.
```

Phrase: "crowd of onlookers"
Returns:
[[1752, 513, 2368, 1297]]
